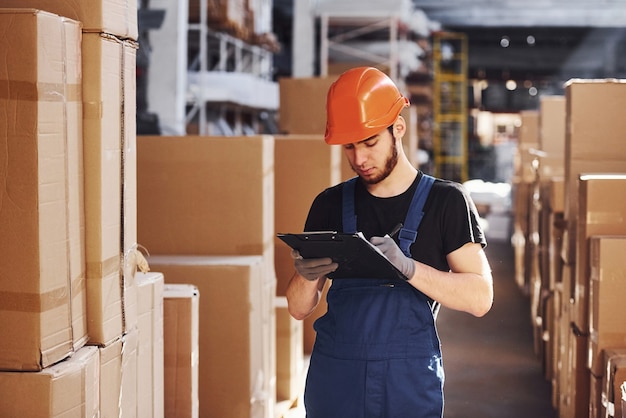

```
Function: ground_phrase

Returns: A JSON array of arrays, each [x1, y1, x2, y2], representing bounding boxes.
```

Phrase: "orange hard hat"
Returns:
[[324, 66, 410, 145]]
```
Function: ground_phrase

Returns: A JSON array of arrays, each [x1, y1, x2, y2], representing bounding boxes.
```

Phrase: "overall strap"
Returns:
[[341, 177, 358, 233], [398, 174, 435, 256]]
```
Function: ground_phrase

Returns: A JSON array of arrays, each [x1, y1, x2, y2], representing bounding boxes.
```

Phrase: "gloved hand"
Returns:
[[369, 236, 415, 280], [291, 250, 338, 281]]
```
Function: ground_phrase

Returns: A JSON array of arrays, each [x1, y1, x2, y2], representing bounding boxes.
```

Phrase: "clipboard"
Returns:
[[277, 231, 407, 280]]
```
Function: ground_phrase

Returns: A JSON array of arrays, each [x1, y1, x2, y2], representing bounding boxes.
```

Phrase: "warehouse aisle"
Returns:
[[437, 236, 557, 418]]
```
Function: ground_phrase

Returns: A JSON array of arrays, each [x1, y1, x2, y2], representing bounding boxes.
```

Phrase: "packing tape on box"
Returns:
[[86, 255, 121, 279], [0, 286, 70, 312], [0, 80, 80, 102]]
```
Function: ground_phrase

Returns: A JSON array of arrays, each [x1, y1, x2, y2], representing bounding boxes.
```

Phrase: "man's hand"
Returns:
[[292, 250, 338, 281], [370, 236, 415, 280]]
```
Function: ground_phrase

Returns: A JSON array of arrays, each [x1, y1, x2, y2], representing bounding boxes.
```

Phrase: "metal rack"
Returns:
[[318, 14, 402, 82], [432, 32, 468, 182], [185, 0, 278, 135]]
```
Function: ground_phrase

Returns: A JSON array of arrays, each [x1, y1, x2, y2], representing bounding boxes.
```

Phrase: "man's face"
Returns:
[[344, 128, 399, 185]]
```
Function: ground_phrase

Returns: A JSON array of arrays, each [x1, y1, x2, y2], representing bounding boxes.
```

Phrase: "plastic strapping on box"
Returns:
[[0, 287, 70, 313]]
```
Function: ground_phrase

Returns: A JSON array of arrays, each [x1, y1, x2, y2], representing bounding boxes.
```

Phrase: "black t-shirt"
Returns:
[[303, 172, 486, 273]]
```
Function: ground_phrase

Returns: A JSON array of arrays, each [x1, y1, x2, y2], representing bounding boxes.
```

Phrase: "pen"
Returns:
[[387, 222, 403, 238]]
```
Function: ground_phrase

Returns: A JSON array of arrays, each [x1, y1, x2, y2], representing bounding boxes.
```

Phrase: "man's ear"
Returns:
[[393, 116, 407, 140]]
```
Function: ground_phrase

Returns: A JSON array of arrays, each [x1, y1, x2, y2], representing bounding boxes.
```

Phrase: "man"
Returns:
[[285, 66, 494, 417]]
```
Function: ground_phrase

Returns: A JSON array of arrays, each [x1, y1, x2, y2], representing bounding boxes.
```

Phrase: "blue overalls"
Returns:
[[304, 175, 444, 418]]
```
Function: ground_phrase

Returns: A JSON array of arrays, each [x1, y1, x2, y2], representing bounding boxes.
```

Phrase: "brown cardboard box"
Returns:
[[120, 330, 139, 417], [0, 346, 99, 417], [563, 79, 626, 227], [83, 33, 138, 345], [518, 109, 540, 144], [573, 175, 626, 333], [274, 135, 342, 294], [83, 31, 124, 345], [275, 297, 304, 402], [278, 76, 339, 135], [601, 349, 626, 418], [137, 135, 275, 257], [591, 373, 603, 418], [136, 272, 165, 418], [569, 324, 591, 418], [514, 111, 540, 183], [558, 292, 573, 416], [588, 237, 626, 376], [551, 282, 563, 409], [538, 96, 566, 179], [274, 135, 341, 354], [163, 284, 200, 418], [148, 255, 276, 418], [121, 39, 139, 336], [99, 331, 139, 418], [0, 0, 138, 39], [63, 16, 89, 351], [0, 9, 85, 371]]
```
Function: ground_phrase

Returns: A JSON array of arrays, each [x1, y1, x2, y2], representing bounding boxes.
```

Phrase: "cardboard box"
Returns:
[[573, 175, 626, 332], [99, 331, 139, 418], [0, 0, 138, 40], [163, 284, 200, 418], [147, 255, 276, 418], [538, 95, 566, 178], [0, 346, 99, 417], [278, 76, 339, 135], [121, 38, 139, 335], [62, 16, 89, 351], [514, 111, 540, 183], [601, 349, 626, 418], [275, 297, 304, 402], [563, 79, 626, 227], [591, 373, 603, 418], [0, 9, 85, 371], [136, 272, 165, 418], [83, 33, 138, 345], [274, 135, 342, 295], [137, 135, 275, 257], [558, 295, 573, 416], [569, 323, 591, 418], [588, 237, 626, 376]]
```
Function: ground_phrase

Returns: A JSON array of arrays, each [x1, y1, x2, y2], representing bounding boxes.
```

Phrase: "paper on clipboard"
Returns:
[[277, 231, 407, 280]]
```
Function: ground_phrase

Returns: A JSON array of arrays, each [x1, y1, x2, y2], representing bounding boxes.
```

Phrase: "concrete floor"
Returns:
[[437, 238, 557, 418]]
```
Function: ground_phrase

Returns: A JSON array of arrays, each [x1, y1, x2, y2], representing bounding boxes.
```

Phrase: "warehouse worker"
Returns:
[[285, 66, 494, 417]]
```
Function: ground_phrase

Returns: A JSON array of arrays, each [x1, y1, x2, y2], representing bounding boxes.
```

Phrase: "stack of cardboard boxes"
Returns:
[[514, 79, 626, 418], [137, 135, 278, 418], [0, 3, 177, 416]]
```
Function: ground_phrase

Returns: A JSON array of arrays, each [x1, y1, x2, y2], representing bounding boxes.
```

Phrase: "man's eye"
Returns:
[[365, 140, 377, 147]]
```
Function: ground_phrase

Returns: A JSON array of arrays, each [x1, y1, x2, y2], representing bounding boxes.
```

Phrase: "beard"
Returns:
[[354, 139, 399, 185]]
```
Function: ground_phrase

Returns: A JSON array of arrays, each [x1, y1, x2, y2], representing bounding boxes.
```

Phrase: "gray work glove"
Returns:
[[291, 250, 338, 281], [369, 236, 415, 280]]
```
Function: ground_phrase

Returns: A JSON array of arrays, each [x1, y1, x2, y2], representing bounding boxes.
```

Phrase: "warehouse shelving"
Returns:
[[432, 31, 468, 182], [185, 0, 278, 136], [318, 14, 402, 82]]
